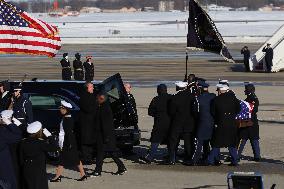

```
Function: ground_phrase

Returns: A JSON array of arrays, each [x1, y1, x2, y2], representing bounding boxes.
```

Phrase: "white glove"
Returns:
[[12, 118, 22, 127], [2, 118, 12, 125], [43, 128, 52, 137]]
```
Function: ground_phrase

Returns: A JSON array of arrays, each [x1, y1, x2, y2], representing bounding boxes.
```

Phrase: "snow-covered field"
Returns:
[[34, 11, 284, 44]]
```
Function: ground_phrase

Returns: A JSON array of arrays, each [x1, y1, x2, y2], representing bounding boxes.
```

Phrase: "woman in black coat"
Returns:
[[20, 121, 58, 189], [238, 84, 261, 161], [50, 101, 87, 182], [140, 84, 171, 163], [90, 93, 126, 177], [60, 53, 72, 80]]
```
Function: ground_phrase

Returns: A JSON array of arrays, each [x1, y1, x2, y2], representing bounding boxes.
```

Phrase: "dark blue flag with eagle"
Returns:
[[187, 0, 234, 63]]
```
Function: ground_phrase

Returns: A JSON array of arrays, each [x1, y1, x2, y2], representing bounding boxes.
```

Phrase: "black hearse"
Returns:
[[10, 73, 140, 152]]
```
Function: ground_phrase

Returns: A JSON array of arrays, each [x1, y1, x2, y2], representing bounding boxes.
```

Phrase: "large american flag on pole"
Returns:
[[0, 0, 61, 57]]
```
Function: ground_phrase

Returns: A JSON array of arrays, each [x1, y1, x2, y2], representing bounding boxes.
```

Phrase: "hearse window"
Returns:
[[29, 95, 61, 109]]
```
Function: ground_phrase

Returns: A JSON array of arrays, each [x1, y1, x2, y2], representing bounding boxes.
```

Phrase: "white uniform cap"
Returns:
[[216, 84, 229, 91], [27, 121, 42, 134], [175, 81, 188, 88], [60, 101, 72, 109], [1, 110, 13, 119], [219, 79, 229, 86]]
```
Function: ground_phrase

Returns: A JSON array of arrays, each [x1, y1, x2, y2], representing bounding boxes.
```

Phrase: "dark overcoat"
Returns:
[[239, 93, 260, 140], [148, 93, 172, 143], [0, 124, 22, 189], [262, 47, 274, 65], [59, 116, 81, 167], [79, 91, 97, 145], [60, 59, 72, 80], [19, 137, 58, 189], [95, 102, 117, 152], [210, 92, 241, 148], [0, 92, 12, 111], [196, 92, 216, 140], [83, 62, 94, 81], [73, 59, 84, 81], [169, 89, 197, 133]]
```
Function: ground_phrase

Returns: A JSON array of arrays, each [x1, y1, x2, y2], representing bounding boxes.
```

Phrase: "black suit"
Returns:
[[168, 89, 198, 162], [73, 59, 84, 81], [94, 102, 125, 173], [241, 48, 251, 72], [60, 59, 72, 80], [262, 47, 273, 72]]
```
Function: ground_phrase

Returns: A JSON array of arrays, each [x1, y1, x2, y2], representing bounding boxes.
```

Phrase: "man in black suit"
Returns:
[[262, 43, 274, 73], [241, 46, 251, 72]]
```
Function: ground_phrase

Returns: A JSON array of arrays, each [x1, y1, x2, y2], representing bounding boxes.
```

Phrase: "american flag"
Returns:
[[236, 100, 254, 120], [0, 0, 61, 57]]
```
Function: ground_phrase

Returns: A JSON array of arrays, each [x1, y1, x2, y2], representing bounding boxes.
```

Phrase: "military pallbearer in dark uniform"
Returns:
[[168, 82, 198, 164], [241, 46, 251, 72], [262, 43, 274, 73], [90, 93, 126, 177], [73, 53, 84, 81], [10, 84, 33, 128], [238, 83, 261, 161], [140, 84, 171, 164], [60, 53, 72, 80], [50, 101, 87, 182], [0, 110, 22, 189], [208, 84, 241, 166], [20, 121, 58, 189], [191, 82, 216, 165], [83, 56, 94, 81]]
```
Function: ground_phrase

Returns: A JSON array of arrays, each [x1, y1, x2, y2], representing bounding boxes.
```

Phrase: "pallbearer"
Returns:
[[50, 101, 87, 182], [84, 56, 94, 81], [73, 53, 84, 81], [0, 110, 22, 189], [60, 53, 72, 80], [208, 84, 241, 166], [20, 121, 58, 189], [90, 93, 126, 177], [238, 83, 261, 162], [190, 82, 216, 165]]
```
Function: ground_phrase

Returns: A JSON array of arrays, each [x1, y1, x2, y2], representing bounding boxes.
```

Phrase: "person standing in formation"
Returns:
[[50, 101, 87, 182], [208, 84, 241, 166], [20, 121, 58, 189], [79, 82, 97, 164], [0, 81, 11, 112], [238, 83, 261, 162], [190, 82, 216, 165], [90, 93, 126, 177], [73, 53, 84, 81], [0, 110, 22, 189], [60, 53, 72, 80], [262, 43, 274, 73], [141, 84, 172, 164], [168, 81, 198, 165], [241, 46, 251, 72], [84, 56, 94, 81]]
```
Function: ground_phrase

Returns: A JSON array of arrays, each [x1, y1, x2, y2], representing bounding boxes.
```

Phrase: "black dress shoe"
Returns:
[[253, 158, 261, 162], [77, 175, 88, 181], [214, 161, 223, 166], [50, 176, 62, 182], [114, 169, 127, 176], [165, 160, 175, 165], [228, 163, 239, 167], [90, 172, 101, 178]]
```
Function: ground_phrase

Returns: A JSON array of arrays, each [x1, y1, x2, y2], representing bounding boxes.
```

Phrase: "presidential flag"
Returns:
[[236, 100, 254, 120], [0, 0, 61, 57], [187, 0, 234, 63]]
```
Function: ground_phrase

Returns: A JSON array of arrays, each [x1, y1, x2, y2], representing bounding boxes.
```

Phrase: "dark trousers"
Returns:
[[244, 59, 250, 72], [238, 139, 260, 159], [208, 147, 238, 165], [265, 59, 272, 72], [94, 135, 125, 173], [62, 69, 72, 80], [192, 139, 210, 164], [74, 71, 84, 81], [169, 131, 195, 162]]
